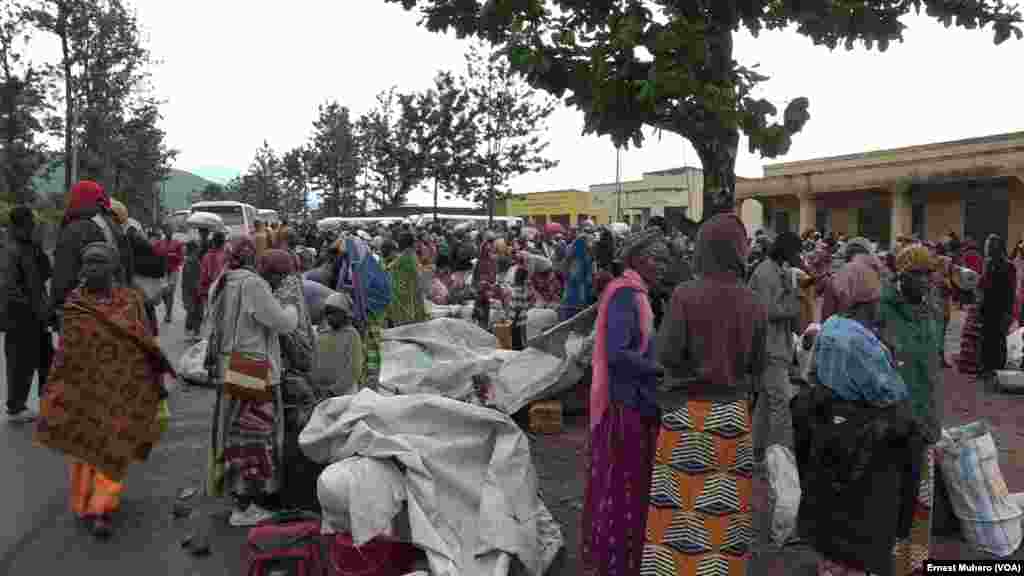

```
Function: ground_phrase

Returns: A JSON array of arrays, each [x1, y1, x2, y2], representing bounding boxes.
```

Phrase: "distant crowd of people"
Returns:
[[5, 179, 1021, 572]]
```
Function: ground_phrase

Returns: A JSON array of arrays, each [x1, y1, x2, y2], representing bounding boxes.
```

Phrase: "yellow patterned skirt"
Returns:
[[641, 398, 753, 576]]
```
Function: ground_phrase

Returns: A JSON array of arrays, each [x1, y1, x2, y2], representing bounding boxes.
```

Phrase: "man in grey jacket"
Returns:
[[748, 231, 803, 461], [748, 230, 804, 552]]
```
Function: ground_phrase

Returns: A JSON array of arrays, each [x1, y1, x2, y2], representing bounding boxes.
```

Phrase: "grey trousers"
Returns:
[[753, 360, 796, 463]]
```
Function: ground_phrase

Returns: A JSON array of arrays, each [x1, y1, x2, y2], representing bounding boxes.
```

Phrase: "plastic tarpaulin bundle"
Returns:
[[378, 318, 567, 415], [937, 420, 1024, 557], [1007, 327, 1024, 370], [300, 389, 564, 576], [318, 456, 407, 542]]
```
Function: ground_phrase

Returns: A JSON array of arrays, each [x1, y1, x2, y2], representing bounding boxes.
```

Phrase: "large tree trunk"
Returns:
[[695, 127, 739, 222], [695, 23, 739, 223], [61, 18, 73, 194]]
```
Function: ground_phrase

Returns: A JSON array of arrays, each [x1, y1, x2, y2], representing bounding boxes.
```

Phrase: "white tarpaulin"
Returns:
[[378, 318, 566, 415], [300, 389, 564, 576]]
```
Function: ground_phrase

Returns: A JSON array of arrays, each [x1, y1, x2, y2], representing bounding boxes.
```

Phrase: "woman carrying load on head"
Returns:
[[639, 213, 768, 576], [581, 228, 667, 576]]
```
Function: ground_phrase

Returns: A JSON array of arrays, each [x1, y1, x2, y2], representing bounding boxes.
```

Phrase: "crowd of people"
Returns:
[[4, 178, 1022, 573]]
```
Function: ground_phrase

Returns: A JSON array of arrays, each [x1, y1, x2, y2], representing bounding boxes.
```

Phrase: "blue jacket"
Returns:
[[605, 286, 660, 417]]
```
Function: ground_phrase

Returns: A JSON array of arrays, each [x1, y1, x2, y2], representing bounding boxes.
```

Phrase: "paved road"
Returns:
[[0, 287, 247, 575]]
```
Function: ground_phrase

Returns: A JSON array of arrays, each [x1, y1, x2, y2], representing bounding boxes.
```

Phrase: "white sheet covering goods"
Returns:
[[377, 318, 566, 415], [300, 389, 564, 576]]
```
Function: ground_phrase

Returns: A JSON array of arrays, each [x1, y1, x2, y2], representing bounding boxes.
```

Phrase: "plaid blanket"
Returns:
[[35, 287, 173, 481]]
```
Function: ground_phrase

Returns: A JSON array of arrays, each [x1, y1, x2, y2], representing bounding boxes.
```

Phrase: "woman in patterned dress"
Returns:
[[957, 239, 985, 377], [581, 229, 666, 576], [641, 213, 768, 576]]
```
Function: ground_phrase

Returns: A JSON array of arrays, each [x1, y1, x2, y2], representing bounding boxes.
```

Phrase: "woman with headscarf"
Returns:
[[443, 242, 476, 305], [581, 226, 664, 576], [796, 257, 926, 576], [51, 180, 133, 325], [198, 231, 229, 319], [334, 235, 391, 388], [958, 239, 992, 377], [979, 234, 1016, 384], [205, 237, 299, 527], [261, 249, 316, 377], [879, 244, 943, 574], [640, 214, 768, 576], [385, 231, 428, 328], [475, 231, 498, 289], [44, 242, 173, 539], [528, 254, 562, 309], [559, 232, 594, 321]]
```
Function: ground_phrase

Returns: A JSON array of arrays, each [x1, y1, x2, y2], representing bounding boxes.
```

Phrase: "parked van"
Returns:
[[257, 209, 280, 227], [190, 201, 256, 237]]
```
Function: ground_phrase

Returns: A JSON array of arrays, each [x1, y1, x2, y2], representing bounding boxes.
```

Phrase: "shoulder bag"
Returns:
[[223, 278, 275, 402]]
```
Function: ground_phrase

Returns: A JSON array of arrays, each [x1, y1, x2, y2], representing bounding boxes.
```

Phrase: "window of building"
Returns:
[[774, 210, 791, 235], [815, 207, 829, 235], [911, 202, 926, 240]]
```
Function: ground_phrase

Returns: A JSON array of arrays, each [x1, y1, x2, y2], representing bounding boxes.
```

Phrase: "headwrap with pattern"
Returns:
[[895, 245, 934, 274]]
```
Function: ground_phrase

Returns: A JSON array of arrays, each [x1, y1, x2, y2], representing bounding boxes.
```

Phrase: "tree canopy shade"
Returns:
[[384, 0, 1023, 219]]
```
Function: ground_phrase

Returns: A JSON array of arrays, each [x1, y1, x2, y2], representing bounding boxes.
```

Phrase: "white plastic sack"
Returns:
[[1008, 328, 1024, 370], [938, 421, 1024, 557], [317, 456, 407, 545], [765, 444, 802, 547], [178, 339, 209, 383]]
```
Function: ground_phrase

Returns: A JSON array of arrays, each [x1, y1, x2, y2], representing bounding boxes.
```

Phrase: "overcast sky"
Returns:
[[46, 1, 1024, 205]]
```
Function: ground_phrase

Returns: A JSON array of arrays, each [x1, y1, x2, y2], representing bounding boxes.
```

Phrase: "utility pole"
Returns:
[[615, 147, 622, 223]]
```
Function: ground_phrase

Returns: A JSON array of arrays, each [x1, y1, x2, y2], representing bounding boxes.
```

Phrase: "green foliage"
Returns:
[[197, 181, 225, 202], [245, 140, 282, 210], [308, 101, 359, 216], [406, 70, 477, 214], [358, 88, 424, 211], [278, 147, 311, 219], [20, 0, 175, 225], [458, 41, 558, 211], [0, 1, 60, 204], [384, 0, 1022, 217]]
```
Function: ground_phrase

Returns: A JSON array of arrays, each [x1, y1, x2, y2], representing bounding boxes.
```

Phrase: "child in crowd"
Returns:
[[311, 292, 364, 397]]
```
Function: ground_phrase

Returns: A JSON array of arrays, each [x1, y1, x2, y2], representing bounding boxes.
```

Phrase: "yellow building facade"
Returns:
[[589, 166, 703, 226], [736, 132, 1024, 248], [497, 189, 606, 228]]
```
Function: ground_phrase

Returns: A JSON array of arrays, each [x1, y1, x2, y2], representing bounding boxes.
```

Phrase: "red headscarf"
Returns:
[[63, 180, 110, 222]]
